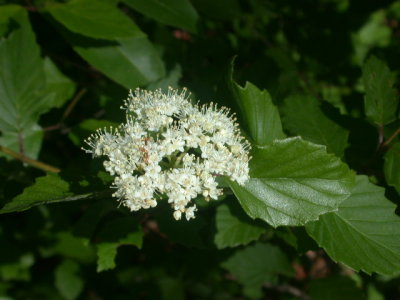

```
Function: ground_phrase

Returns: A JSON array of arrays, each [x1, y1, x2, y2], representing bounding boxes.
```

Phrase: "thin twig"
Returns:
[[0, 145, 60, 173], [43, 88, 87, 133], [42, 124, 63, 132], [62, 88, 88, 121], [24, 0, 37, 11], [18, 131, 25, 155], [263, 282, 310, 300], [382, 127, 400, 148], [378, 125, 385, 149]]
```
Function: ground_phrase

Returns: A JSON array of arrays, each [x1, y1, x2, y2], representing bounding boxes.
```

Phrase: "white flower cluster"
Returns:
[[83, 88, 251, 220]]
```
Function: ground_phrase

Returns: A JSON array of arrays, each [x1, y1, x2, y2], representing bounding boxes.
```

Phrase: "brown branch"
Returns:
[[263, 282, 310, 300], [383, 127, 400, 148], [378, 125, 385, 148], [24, 0, 37, 11], [43, 88, 87, 133], [17, 131, 25, 155], [62, 88, 88, 121], [42, 124, 63, 132], [0, 145, 60, 173]]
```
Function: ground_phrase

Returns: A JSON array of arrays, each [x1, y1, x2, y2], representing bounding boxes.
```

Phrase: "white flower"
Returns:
[[185, 206, 197, 220], [83, 87, 251, 221]]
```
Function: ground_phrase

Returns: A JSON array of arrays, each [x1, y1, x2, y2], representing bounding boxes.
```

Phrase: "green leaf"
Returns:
[[229, 137, 355, 227], [191, 0, 241, 20], [0, 58, 74, 157], [64, 31, 165, 89], [0, 5, 24, 37], [230, 76, 285, 146], [308, 276, 364, 300], [321, 84, 348, 115], [40, 58, 76, 109], [157, 277, 185, 300], [0, 12, 44, 158], [46, 0, 141, 40], [222, 243, 293, 298], [0, 12, 75, 158], [51, 232, 95, 263], [362, 56, 398, 126], [122, 0, 198, 33], [384, 142, 400, 194], [367, 284, 385, 300], [306, 175, 400, 276], [281, 94, 349, 157], [0, 126, 44, 161], [0, 252, 34, 281], [96, 217, 143, 272], [352, 10, 392, 65], [55, 260, 84, 300], [214, 202, 266, 249], [147, 64, 182, 91], [96, 243, 118, 272], [0, 174, 92, 214]]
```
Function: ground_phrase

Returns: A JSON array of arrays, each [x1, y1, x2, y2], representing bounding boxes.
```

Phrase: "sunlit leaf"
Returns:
[[229, 137, 355, 227], [230, 79, 285, 146], [306, 176, 400, 276]]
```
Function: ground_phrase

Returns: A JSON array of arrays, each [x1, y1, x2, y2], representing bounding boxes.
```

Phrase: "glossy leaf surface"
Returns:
[[229, 137, 355, 227], [230, 80, 285, 146]]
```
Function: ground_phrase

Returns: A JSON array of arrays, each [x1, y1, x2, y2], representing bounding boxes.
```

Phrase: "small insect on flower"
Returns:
[[83, 87, 251, 221], [139, 145, 150, 164]]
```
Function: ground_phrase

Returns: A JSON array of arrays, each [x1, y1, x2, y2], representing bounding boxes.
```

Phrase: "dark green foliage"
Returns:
[[0, 0, 399, 299], [306, 176, 400, 275], [281, 94, 349, 157]]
